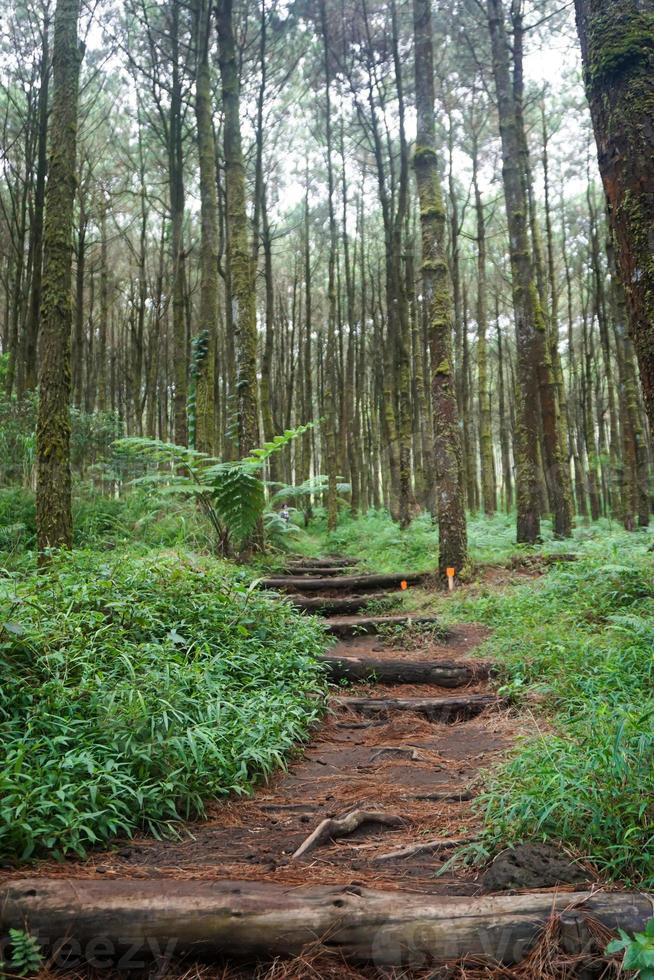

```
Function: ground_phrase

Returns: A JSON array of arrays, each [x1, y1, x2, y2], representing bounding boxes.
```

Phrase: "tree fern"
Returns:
[[114, 423, 315, 553]]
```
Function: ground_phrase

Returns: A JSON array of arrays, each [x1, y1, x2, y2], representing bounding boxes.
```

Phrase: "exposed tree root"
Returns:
[[373, 836, 473, 862], [291, 809, 403, 860]]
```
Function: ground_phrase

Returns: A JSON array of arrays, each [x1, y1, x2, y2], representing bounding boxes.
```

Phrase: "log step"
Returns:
[[259, 571, 427, 594], [325, 613, 441, 638], [286, 556, 360, 568], [1, 878, 648, 969], [289, 594, 399, 616], [277, 566, 354, 578], [321, 654, 490, 686], [335, 693, 499, 722]]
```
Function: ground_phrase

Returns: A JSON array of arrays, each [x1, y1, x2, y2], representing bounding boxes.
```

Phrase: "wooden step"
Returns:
[[2, 878, 646, 969], [289, 594, 399, 616], [335, 693, 499, 722], [278, 566, 353, 578], [259, 571, 427, 594], [325, 612, 440, 638], [286, 556, 360, 569], [321, 654, 490, 686]]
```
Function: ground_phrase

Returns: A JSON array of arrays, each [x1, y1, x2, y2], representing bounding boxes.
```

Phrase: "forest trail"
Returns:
[[4, 556, 634, 977]]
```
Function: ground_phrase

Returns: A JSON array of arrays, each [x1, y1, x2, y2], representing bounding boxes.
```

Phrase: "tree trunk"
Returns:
[[35, 0, 82, 559], [193, 0, 219, 455], [575, 0, 654, 434], [3, 878, 653, 970], [20, 11, 51, 396], [486, 0, 543, 543], [217, 0, 260, 462], [413, 0, 467, 576]]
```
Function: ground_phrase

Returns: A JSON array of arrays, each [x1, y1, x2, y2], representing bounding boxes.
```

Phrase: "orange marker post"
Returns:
[[400, 580, 408, 590], [446, 567, 456, 592]]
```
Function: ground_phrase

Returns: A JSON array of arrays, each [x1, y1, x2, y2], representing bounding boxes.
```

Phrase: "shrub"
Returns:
[[453, 537, 654, 885], [0, 549, 328, 859]]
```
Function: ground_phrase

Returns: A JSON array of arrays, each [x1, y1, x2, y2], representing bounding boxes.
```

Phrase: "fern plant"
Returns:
[[114, 424, 315, 554], [4, 929, 44, 976]]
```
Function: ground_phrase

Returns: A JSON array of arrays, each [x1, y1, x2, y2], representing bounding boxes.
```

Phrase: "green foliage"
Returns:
[[271, 476, 351, 503], [0, 549, 328, 859], [115, 425, 315, 552], [606, 917, 654, 977], [301, 509, 524, 573], [3, 929, 44, 976], [0, 393, 122, 487], [443, 529, 654, 885]]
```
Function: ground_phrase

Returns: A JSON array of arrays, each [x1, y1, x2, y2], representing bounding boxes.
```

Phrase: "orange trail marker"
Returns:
[[400, 580, 408, 590], [446, 568, 456, 592]]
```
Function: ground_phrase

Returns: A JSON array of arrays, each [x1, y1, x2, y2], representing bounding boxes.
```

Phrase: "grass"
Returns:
[[296, 507, 601, 573], [0, 548, 328, 860], [4, 490, 654, 888], [436, 526, 654, 887], [308, 510, 654, 886]]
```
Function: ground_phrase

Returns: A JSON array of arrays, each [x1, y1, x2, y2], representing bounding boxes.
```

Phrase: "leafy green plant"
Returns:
[[0, 548, 328, 859], [115, 424, 315, 553], [4, 929, 44, 976], [606, 917, 654, 977]]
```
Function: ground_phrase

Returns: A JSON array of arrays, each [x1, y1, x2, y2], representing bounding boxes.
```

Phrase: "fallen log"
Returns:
[[286, 556, 360, 569], [321, 654, 489, 686], [335, 693, 499, 722], [291, 809, 402, 860], [2, 879, 651, 968], [325, 613, 441, 639], [278, 566, 353, 578], [288, 595, 395, 615], [258, 571, 427, 594]]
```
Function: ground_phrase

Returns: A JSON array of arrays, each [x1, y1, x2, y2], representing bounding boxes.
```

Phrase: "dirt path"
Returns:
[[1, 557, 620, 977]]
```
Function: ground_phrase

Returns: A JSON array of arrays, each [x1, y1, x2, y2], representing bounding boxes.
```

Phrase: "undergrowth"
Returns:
[[299, 508, 592, 572], [0, 549, 328, 860], [443, 528, 654, 886]]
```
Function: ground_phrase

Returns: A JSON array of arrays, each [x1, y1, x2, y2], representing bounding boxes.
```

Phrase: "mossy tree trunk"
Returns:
[[319, 0, 339, 532], [575, 0, 654, 435], [193, 0, 219, 455], [413, 0, 467, 577], [486, 0, 543, 544], [216, 0, 260, 461], [169, 0, 188, 447], [35, 0, 83, 560], [472, 128, 495, 516], [19, 8, 50, 396]]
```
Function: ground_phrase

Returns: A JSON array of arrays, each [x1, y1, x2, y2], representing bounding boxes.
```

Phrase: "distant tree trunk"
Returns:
[[193, 0, 219, 454], [169, 2, 187, 447], [413, 0, 467, 576], [35, 0, 82, 559], [486, 0, 543, 543], [495, 301, 513, 512], [472, 142, 495, 516], [319, 0, 339, 532], [575, 0, 654, 434], [217, 0, 260, 464], [20, 11, 51, 395], [96, 195, 108, 412]]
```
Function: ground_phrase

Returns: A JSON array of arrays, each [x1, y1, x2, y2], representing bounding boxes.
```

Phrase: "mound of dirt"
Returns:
[[481, 843, 593, 893]]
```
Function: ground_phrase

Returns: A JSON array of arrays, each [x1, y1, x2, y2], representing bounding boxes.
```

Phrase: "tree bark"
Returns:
[[193, 0, 219, 455], [413, 0, 467, 576], [575, 0, 654, 434], [486, 0, 543, 544], [35, 0, 82, 559], [4, 879, 652, 970]]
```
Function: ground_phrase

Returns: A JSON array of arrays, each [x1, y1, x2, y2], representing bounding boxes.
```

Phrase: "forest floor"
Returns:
[[2, 554, 618, 978]]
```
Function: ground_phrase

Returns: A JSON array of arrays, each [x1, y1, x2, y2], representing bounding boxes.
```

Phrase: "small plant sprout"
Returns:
[[6, 929, 44, 976], [606, 916, 654, 977]]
